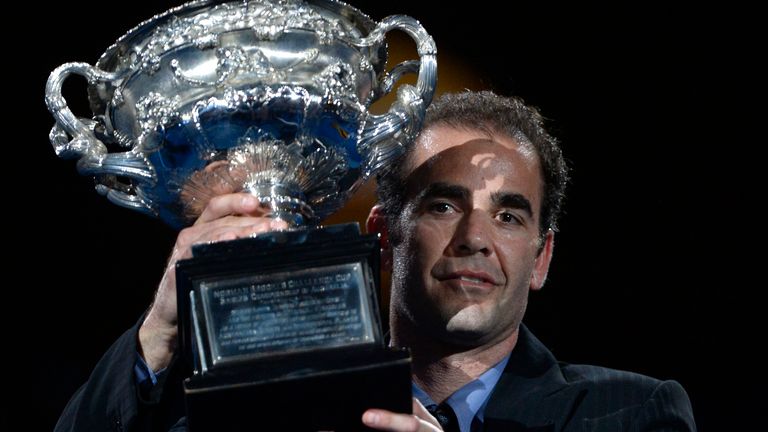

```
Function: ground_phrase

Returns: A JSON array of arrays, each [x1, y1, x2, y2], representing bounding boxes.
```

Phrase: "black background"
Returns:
[[6, 1, 763, 430]]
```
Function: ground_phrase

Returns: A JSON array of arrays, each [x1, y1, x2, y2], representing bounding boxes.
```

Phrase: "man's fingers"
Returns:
[[411, 399, 438, 426], [178, 216, 257, 249], [182, 220, 287, 251], [362, 409, 420, 432], [362, 408, 440, 432], [182, 213, 288, 245], [195, 193, 269, 225], [203, 219, 288, 243]]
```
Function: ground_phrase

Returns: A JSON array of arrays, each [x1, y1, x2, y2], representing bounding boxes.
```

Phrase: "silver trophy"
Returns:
[[45, 0, 436, 429], [46, 0, 435, 229]]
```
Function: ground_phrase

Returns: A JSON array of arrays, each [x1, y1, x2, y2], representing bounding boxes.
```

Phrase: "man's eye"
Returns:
[[429, 202, 454, 214], [496, 211, 521, 224]]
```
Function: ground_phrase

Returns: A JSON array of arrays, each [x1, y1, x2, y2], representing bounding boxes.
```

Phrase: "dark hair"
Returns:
[[376, 90, 569, 240]]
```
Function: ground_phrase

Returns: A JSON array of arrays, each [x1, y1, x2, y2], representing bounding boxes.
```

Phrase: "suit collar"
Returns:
[[483, 324, 584, 432]]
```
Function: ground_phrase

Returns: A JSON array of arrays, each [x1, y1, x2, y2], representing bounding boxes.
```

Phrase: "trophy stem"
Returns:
[[246, 184, 316, 228], [257, 196, 318, 229], [180, 145, 322, 228]]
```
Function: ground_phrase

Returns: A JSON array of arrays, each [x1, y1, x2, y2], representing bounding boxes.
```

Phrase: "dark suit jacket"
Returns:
[[481, 326, 695, 431], [54, 319, 187, 432], [54, 320, 695, 431]]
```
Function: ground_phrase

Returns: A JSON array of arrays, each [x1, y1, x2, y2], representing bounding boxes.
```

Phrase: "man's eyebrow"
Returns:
[[417, 182, 470, 202], [492, 192, 533, 218]]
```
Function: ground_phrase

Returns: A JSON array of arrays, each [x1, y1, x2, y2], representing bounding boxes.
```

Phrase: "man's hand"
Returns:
[[138, 193, 287, 371], [362, 398, 443, 432]]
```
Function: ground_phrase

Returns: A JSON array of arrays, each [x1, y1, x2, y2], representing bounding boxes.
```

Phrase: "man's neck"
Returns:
[[391, 314, 519, 404]]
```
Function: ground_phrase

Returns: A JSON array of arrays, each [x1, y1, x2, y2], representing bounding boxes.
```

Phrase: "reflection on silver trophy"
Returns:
[[45, 0, 436, 229]]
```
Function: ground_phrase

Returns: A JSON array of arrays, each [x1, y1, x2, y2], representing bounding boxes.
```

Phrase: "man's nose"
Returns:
[[449, 208, 492, 256]]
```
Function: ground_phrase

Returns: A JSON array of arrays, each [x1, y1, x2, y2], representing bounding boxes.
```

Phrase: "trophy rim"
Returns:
[[94, 0, 385, 74], [86, 0, 389, 122]]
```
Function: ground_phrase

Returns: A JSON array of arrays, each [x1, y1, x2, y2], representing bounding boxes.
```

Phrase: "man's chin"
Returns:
[[441, 308, 491, 345], [439, 329, 487, 347]]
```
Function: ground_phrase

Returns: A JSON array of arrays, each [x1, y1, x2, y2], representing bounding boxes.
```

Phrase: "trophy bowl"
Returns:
[[46, 0, 436, 229]]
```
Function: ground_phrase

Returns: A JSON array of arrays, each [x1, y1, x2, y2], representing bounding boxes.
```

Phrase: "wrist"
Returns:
[[138, 318, 178, 372]]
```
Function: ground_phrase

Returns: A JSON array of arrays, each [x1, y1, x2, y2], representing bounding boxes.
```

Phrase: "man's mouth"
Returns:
[[440, 270, 500, 287], [457, 275, 487, 284]]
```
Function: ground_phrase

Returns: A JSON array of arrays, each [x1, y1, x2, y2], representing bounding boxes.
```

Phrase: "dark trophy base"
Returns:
[[176, 223, 411, 431], [183, 348, 411, 431]]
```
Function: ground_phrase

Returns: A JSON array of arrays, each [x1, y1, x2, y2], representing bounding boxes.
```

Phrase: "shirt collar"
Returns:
[[412, 354, 511, 432]]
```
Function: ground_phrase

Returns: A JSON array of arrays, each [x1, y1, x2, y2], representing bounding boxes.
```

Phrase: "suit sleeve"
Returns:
[[631, 380, 697, 432], [53, 318, 186, 432]]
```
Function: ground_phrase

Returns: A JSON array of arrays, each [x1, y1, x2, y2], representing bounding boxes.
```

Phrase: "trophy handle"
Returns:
[[355, 15, 437, 176], [46, 62, 156, 216]]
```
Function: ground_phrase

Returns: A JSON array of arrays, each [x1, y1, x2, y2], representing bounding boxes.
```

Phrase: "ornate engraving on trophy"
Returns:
[[46, 0, 436, 230], [199, 262, 373, 365]]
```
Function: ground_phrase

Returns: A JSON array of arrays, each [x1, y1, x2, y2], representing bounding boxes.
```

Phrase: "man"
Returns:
[[359, 91, 694, 431], [55, 91, 696, 431]]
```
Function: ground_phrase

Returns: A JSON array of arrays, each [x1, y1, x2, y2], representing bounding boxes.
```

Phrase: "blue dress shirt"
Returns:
[[412, 354, 510, 432]]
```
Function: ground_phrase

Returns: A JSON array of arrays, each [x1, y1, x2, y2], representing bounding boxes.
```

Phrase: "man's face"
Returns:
[[389, 124, 553, 347]]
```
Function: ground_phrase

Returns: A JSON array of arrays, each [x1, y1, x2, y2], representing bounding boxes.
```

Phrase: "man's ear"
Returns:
[[530, 230, 555, 291], [366, 205, 392, 271]]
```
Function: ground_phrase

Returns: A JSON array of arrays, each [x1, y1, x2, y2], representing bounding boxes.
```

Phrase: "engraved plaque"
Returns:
[[178, 223, 390, 378], [198, 263, 375, 365]]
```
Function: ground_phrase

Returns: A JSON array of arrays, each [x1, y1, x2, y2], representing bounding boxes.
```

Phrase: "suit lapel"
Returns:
[[482, 325, 585, 432]]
